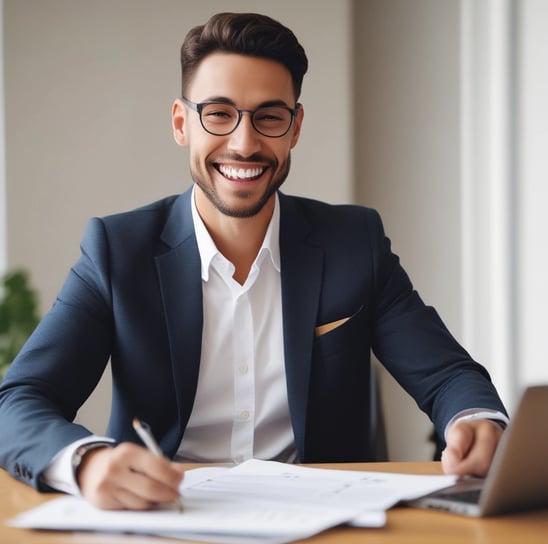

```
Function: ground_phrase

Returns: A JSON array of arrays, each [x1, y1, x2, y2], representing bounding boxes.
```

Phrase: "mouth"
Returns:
[[215, 163, 268, 181]]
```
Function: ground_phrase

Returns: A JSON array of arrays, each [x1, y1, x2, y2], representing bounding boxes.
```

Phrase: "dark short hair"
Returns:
[[180, 12, 308, 100]]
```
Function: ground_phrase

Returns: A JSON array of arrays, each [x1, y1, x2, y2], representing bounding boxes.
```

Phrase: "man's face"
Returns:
[[172, 53, 303, 219]]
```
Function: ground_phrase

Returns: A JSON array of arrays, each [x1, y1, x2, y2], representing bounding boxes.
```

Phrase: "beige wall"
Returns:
[[4, 0, 353, 317], [517, 0, 548, 386], [354, 0, 462, 460], [3, 0, 475, 461]]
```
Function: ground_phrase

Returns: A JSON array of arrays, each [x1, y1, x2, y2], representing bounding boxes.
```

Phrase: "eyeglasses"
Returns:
[[182, 97, 300, 138]]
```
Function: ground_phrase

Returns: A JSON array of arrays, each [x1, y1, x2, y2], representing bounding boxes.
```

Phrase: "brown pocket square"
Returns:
[[315, 317, 351, 336]]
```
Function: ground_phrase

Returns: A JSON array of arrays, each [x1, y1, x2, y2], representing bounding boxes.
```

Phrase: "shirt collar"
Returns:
[[191, 186, 281, 281]]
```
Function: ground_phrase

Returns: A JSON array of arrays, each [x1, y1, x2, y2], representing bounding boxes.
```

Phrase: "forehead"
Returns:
[[187, 52, 295, 105]]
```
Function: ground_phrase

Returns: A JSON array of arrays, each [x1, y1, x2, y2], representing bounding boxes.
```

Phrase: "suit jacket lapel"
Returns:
[[154, 189, 203, 455], [279, 193, 324, 459]]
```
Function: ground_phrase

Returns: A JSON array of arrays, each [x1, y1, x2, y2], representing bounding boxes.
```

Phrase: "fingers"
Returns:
[[441, 420, 503, 478], [77, 442, 184, 510]]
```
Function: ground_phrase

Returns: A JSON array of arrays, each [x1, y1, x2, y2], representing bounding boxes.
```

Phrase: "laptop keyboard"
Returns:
[[440, 488, 482, 504]]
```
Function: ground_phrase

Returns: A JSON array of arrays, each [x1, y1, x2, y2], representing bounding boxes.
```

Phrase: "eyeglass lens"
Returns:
[[200, 103, 293, 137]]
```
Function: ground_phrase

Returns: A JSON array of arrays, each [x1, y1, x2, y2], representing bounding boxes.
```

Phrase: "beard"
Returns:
[[190, 153, 291, 218]]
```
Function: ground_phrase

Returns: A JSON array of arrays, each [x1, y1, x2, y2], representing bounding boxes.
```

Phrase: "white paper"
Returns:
[[9, 459, 457, 543], [9, 494, 354, 544], [193, 459, 457, 512]]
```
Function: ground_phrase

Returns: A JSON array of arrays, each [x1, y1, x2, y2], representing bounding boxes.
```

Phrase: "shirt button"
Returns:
[[239, 364, 249, 374], [239, 410, 250, 420]]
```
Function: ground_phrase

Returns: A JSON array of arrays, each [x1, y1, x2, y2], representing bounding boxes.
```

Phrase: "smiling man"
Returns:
[[0, 12, 507, 511]]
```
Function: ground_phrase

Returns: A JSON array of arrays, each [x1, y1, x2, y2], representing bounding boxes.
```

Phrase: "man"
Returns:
[[0, 12, 507, 511]]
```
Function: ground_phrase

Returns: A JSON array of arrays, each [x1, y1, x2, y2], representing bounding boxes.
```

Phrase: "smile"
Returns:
[[216, 164, 267, 181]]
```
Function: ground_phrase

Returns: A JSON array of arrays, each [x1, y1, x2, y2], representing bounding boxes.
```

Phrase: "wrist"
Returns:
[[72, 442, 112, 487]]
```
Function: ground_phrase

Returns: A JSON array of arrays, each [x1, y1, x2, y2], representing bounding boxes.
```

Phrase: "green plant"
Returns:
[[0, 270, 40, 379]]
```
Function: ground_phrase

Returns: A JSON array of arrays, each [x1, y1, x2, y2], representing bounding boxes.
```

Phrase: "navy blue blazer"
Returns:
[[0, 188, 506, 490]]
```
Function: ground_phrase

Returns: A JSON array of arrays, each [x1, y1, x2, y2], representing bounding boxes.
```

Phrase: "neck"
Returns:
[[195, 191, 275, 285]]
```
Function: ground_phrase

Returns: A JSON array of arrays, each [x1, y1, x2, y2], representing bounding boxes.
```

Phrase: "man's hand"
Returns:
[[76, 442, 184, 510], [441, 419, 504, 477]]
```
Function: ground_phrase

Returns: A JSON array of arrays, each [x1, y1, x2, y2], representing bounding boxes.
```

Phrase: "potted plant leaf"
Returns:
[[0, 270, 40, 379]]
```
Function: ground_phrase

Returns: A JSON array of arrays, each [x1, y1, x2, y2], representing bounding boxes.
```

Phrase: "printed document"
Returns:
[[9, 459, 457, 543]]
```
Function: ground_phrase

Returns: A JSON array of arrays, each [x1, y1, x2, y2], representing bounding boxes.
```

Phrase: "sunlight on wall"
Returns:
[[0, 0, 6, 275]]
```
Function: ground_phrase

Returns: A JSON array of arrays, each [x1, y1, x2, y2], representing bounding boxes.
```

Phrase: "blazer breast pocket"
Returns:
[[315, 305, 364, 337], [314, 305, 369, 360], [315, 316, 351, 336]]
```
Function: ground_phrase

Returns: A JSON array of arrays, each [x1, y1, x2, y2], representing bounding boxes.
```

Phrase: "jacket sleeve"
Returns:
[[0, 218, 115, 490], [367, 209, 508, 436]]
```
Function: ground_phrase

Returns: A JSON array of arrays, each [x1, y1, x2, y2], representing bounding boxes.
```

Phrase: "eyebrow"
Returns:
[[200, 96, 293, 109]]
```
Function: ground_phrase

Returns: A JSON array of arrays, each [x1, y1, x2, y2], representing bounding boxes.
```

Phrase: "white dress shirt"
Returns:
[[175, 189, 295, 464]]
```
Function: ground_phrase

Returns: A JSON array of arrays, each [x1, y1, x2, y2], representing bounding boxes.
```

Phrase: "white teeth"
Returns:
[[219, 165, 265, 180]]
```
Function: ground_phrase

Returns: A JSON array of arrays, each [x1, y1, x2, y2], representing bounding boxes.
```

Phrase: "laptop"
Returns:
[[406, 385, 548, 517]]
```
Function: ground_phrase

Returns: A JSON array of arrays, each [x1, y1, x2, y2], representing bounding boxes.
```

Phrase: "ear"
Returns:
[[171, 99, 188, 147], [289, 103, 304, 149]]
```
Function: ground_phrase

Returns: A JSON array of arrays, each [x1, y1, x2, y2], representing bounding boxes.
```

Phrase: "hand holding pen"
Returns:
[[76, 426, 184, 511], [132, 418, 184, 512]]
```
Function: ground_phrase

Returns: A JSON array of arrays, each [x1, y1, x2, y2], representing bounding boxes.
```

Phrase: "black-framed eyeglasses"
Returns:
[[182, 97, 300, 138]]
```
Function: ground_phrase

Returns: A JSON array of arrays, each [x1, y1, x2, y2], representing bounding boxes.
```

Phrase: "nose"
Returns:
[[226, 112, 262, 157]]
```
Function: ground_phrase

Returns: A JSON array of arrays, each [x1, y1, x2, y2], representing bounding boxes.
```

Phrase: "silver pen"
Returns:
[[132, 418, 184, 512]]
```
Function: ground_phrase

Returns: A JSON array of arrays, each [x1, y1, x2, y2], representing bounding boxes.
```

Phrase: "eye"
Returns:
[[207, 110, 231, 118], [202, 104, 238, 123], [254, 108, 290, 124]]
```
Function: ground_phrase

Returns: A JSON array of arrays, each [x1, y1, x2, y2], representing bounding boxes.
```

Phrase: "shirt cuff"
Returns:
[[444, 409, 509, 441], [41, 435, 115, 495]]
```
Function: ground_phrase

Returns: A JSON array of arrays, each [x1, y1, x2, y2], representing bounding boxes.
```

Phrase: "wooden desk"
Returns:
[[2, 462, 547, 544]]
